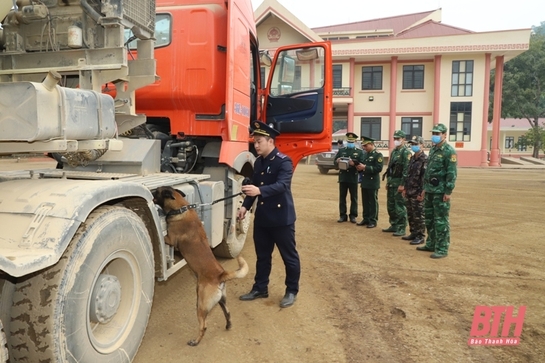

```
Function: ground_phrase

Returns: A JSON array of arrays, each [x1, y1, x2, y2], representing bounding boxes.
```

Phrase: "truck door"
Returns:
[[263, 43, 333, 160]]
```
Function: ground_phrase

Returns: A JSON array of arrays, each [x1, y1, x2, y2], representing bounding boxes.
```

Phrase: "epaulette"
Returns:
[[276, 151, 287, 159]]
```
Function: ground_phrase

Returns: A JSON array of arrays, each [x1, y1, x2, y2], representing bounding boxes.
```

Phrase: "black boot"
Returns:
[[401, 233, 417, 241]]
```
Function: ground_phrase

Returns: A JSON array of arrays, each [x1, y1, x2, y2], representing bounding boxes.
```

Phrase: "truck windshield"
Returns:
[[124, 13, 171, 49]]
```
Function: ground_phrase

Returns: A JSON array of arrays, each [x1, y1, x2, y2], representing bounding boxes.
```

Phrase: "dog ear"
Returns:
[[161, 188, 176, 200], [175, 189, 186, 198]]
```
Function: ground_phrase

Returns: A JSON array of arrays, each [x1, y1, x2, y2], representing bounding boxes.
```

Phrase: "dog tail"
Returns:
[[221, 256, 249, 282]]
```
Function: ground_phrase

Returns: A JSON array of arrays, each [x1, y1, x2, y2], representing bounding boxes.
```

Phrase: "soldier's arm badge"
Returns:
[[451, 155, 457, 163], [378, 157, 383, 163]]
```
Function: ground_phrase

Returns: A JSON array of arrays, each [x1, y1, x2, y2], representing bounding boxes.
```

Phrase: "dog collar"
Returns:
[[166, 204, 198, 218]]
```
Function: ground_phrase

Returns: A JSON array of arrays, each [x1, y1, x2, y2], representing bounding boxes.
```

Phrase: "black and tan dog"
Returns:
[[153, 186, 248, 346]]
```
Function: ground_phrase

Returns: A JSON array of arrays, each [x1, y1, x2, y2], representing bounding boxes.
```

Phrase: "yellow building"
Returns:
[[254, 0, 531, 166]]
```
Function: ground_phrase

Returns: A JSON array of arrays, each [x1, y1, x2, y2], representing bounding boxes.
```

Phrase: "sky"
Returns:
[[250, 0, 544, 32]]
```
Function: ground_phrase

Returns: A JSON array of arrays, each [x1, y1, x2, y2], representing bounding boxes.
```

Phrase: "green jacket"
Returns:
[[386, 145, 411, 188], [334, 147, 365, 183], [423, 141, 457, 195], [360, 149, 383, 189]]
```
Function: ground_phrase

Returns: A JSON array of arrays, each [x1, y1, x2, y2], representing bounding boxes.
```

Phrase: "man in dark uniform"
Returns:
[[401, 136, 427, 245], [416, 123, 457, 259], [237, 120, 300, 308], [355, 136, 383, 228], [383, 130, 411, 236], [334, 132, 365, 223]]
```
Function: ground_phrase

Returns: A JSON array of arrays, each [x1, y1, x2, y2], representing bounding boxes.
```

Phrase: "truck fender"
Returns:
[[0, 178, 162, 278]]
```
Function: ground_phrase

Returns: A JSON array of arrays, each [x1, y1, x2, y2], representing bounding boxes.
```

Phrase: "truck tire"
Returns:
[[9, 206, 154, 363], [0, 319, 8, 363], [318, 166, 329, 174], [214, 174, 250, 258]]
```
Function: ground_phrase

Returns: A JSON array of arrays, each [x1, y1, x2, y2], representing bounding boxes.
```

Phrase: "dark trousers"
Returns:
[[406, 197, 425, 238], [252, 224, 300, 294], [339, 182, 358, 218], [361, 188, 379, 224]]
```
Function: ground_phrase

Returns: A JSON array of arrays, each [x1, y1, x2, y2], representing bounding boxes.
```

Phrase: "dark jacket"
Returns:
[[403, 151, 428, 198], [334, 146, 366, 183], [360, 149, 384, 189], [242, 147, 296, 227]]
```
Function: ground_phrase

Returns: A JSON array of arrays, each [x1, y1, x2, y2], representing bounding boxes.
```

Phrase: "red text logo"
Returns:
[[468, 306, 525, 346]]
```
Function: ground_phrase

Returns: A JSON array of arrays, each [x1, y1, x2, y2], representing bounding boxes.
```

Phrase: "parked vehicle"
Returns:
[[315, 142, 341, 174], [0, 1, 332, 361]]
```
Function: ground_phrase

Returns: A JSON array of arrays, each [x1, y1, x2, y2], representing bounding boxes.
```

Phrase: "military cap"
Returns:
[[346, 132, 358, 142], [407, 135, 424, 145], [361, 136, 375, 145], [250, 120, 280, 139], [431, 123, 448, 133], [393, 130, 406, 138]]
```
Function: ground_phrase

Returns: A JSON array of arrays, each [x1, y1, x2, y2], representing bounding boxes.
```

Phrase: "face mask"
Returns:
[[431, 135, 442, 144], [394, 140, 402, 147], [411, 145, 421, 153], [346, 142, 355, 148]]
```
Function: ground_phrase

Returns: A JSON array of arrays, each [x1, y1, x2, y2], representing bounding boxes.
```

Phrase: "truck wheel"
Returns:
[[9, 206, 154, 363], [214, 175, 250, 258], [318, 166, 329, 174], [0, 319, 8, 363]]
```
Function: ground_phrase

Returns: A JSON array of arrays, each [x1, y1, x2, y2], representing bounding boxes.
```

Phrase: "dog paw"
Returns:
[[187, 339, 199, 346]]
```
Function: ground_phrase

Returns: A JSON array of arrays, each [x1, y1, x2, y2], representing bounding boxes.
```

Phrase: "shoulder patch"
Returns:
[[276, 152, 287, 159], [378, 157, 383, 163], [451, 154, 457, 163]]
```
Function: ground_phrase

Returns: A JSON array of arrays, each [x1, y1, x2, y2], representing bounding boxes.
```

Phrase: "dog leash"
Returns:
[[165, 192, 243, 218]]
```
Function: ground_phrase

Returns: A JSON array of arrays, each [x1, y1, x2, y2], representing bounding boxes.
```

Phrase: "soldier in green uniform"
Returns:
[[355, 136, 383, 228], [416, 123, 457, 259], [334, 132, 365, 223], [382, 130, 411, 236]]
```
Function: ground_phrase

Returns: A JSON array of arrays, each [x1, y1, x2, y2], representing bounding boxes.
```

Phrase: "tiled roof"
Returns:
[[311, 10, 437, 34], [488, 118, 545, 130], [395, 20, 472, 38]]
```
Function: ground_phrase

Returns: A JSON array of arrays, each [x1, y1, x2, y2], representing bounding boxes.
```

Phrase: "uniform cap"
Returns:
[[431, 123, 448, 133], [407, 136, 424, 145], [250, 120, 280, 139], [361, 136, 375, 145], [346, 132, 358, 142], [393, 130, 406, 138]]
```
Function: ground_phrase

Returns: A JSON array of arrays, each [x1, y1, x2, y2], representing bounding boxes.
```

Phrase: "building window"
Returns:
[[360, 117, 381, 140], [401, 117, 423, 138], [362, 66, 382, 90], [293, 65, 302, 91], [517, 136, 527, 151], [260, 67, 266, 87], [451, 60, 474, 97], [333, 64, 342, 89], [402, 65, 424, 89], [449, 102, 472, 141], [505, 136, 515, 149]]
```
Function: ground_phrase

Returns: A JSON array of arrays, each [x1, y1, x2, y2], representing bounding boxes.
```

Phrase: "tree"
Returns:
[[500, 21, 545, 158]]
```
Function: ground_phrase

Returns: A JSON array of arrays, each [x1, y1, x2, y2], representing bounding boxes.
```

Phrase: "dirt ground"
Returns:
[[134, 164, 545, 363]]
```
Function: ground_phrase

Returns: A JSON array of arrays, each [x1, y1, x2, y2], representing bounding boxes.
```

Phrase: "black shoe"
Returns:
[[393, 231, 405, 237], [349, 217, 357, 223], [239, 290, 269, 301], [337, 217, 348, 223], [357, 220, 369, 226], [279, 293, 297, 308], [366, 224, 376, 228], [430, 253, 448, 259], [416, 246, 434, 252], [401, 234, 417, 241], [382, 226, 396, 232], [410, 237, 425, 245]]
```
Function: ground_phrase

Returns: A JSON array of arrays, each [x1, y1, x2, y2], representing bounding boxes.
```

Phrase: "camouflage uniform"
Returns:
[[421, 132, 457, 257], [385, 137, 411, 234], [403, 149, 427, 240], [334, 135, 365, 222]]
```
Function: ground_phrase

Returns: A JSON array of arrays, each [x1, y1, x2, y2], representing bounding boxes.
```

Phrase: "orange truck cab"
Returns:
[[134, 0, 333, 173]]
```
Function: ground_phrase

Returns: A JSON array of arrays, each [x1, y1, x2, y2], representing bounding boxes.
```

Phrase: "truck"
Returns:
[[0, 0, 332, 361]]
